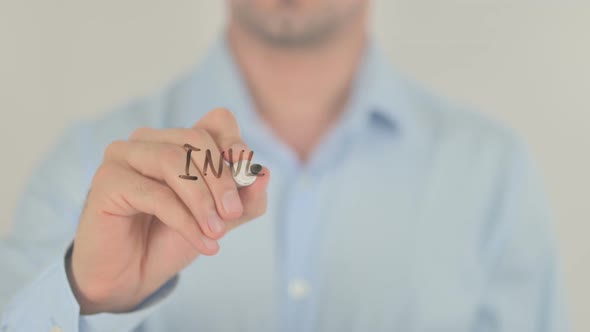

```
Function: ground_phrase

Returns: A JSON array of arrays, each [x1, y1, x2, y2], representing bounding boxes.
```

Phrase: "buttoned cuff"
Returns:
[[79, 276, 178, 332], [1, 250, 178, 332], [1, 256, 81, 332]]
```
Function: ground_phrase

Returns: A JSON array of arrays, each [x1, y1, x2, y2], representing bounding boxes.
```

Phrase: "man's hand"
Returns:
[[67, 108, 270, 314]]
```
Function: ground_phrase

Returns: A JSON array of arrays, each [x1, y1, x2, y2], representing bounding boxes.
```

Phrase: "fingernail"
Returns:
[[208, 211, 225, 233], [223, 190, 243, 215], [201, 236, 218, 251]]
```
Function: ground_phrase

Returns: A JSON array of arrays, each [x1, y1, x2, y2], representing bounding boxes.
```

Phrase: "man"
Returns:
[[0, 0, 568, 331]]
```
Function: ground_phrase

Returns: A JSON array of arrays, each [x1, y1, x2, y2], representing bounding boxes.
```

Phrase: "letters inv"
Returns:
[[178, 143, 260, 181]]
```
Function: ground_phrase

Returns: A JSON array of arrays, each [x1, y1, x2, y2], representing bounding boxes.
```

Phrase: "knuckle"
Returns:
[[211, 107, 235, 123], [154, 185, 176, 204], [184, 128, 209, 145], [129, 127, 153, 140], [189, 183, 213, 206], [103, 140, 126, 161], [93, 162, 120, 185], [133, 178, 154, 197], [150, 187, 177, 216], [196, 107, 237, 131], [158, 144, 186, 168]]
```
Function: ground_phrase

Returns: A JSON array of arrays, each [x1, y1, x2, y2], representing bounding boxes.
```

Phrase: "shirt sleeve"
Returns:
[[1, 253, 178, 332], [0, 121, 177, 332], [475, 136, 570, 331]]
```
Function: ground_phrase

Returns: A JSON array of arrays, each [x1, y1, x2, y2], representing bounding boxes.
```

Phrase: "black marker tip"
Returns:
[[250, 163, 263, 175]]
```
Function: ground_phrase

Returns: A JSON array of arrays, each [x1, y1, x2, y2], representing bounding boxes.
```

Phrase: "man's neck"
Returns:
[[227, 16, 368, 162]]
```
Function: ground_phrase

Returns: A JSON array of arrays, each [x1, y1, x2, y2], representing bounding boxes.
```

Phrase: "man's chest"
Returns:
[[150, 148, 497, 331]]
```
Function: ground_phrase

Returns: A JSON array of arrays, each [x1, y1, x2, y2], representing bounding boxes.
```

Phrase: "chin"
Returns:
[[230, 0, 366, 47]]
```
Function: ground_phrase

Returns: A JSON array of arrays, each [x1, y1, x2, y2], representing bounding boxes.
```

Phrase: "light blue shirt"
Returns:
[[0, 37, 568, 331]]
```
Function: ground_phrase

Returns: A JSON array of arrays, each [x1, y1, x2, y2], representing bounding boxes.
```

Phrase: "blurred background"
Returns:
[[0, 0, 588, 330]]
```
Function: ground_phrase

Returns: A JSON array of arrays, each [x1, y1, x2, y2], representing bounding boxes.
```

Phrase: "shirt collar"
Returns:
[[171, 35, 417, 141], [343, 39, 417, 137]]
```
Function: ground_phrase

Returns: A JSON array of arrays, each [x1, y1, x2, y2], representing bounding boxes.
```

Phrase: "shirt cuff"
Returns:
[[79, 276, 178, 332], [1, 248, 179, 332], [1, 256, 81, 331]]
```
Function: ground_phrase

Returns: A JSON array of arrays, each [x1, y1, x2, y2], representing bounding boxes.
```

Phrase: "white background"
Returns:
[[0, 1, 588, 330]]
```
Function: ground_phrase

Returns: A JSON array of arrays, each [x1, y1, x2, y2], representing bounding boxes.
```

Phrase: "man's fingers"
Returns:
[[123, 108, 270, 235], [226, 167, 271, 232], [128, 127, 245, 222], [193, 108, 251, 162], [93, 163, 219, 256], [103, 140, 226, 241]]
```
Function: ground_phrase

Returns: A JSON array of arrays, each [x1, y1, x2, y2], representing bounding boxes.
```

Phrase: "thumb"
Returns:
[[226, 166, 270, 232]]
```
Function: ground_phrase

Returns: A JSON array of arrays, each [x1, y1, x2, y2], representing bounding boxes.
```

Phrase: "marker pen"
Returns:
[[232, 163, 263, 188]]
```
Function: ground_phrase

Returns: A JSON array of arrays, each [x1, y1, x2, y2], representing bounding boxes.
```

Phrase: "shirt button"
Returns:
[[299, 175, 313, 189], [50, 326, 62, 332], [288, 279, 311, 300]]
